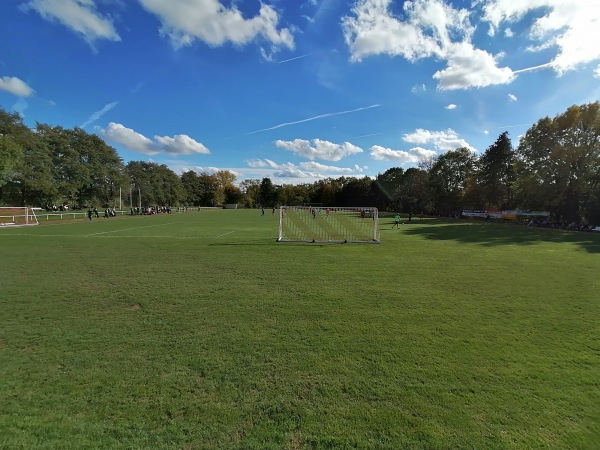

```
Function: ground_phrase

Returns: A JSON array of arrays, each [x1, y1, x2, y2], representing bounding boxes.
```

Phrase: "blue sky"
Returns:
[[1, 0, 599, 184]]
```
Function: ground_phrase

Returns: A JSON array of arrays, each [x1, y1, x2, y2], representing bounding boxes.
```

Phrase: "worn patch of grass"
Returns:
[[1, 210, 599, 449]]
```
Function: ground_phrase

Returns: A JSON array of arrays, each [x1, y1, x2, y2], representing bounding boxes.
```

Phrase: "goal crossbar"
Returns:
[[0, 207, 39, 227], [278, 206, 380, 243]]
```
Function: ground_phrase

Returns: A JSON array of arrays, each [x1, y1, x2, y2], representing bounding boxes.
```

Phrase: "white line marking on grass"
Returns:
[[215, 231, 234, 238], [85, 222, 177, 237]]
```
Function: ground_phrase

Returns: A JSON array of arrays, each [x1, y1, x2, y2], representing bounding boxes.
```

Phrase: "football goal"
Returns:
[[0, 207, 39, 226], [278, 206, 380, 243]]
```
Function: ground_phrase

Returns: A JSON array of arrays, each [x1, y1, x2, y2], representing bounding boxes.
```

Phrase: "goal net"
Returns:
[[0, 207, 39, 226], [278, 206, 380, 243]]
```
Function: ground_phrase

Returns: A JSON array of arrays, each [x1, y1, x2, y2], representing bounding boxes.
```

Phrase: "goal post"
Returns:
[[0, 207, 40, 226], [278, 206, 380, 243]]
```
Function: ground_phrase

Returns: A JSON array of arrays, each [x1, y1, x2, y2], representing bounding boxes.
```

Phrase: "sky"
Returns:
[[1, 0, 599, 185]]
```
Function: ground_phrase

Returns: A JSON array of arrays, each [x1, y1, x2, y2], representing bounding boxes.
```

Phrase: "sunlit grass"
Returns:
[[1, 210, 599, 449]]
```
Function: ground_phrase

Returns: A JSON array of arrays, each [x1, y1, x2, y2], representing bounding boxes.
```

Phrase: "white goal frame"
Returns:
[[278, 206, 380, 243], [0, 207, 40, 227]]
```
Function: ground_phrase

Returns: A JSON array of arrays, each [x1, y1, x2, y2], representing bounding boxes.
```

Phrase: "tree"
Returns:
[[476, 131, 515, 209], [515, 102, 600, 222], [126, 161, 184, 207], [259, 177, 276, 206], [0, 109, 55, 206], [239, 179, 260, 208], [213, 170, 237, 206], [397, 167, 430, 215], [337, 176, 375, 207], [34, 125, 125, 207], [429, 148, 477, 215], [0, 135, 22, 190], [374, 167, 404, 211]]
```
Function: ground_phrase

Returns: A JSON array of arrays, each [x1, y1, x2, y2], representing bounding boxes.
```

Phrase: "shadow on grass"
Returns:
[[400, 220, 600, 254]]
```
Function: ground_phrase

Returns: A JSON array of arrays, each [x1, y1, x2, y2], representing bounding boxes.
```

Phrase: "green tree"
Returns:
[[429, 148, 477, 215], [0, 109, 55, 206], [239, 179, 260, 208], [374, 167, 404, 211], [397, 167, 430, 215], [476, 131, 515, 209], [515, 102, 600, 222], [259, 177, 276, 206], [0, 135, 22, 190], [126, 161, 184, 207]]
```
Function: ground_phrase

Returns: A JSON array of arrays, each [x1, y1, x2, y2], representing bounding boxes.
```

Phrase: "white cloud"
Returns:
[[154, 134, 210, 155], [80, 101, 118, 128], [481, 0, 600, 73], [138, 0, 294, 54], [0, 76, 35, 97], [246, 159, 358, 179], [194, 166, 220, 174], [99, 122, 211, 156], [411, 83, 427, 93], [403, 128, 476, 152], [594, 65, 600, 79], [343, 0, 600, 89], [370, 145, 437, 163], [275, 139, 363, 161], [433, 41, 514, 90], [445, 103, 457, 110], [483, 130, 490, 135], [22, 0, 120, 45], [508, 93, 517, 102], [299, 161, 354, 173], [342, 0, 514, 90]]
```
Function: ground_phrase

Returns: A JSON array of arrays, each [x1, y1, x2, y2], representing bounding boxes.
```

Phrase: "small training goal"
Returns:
[[278, 206, 380, 243], [0, 207, 39, 226]]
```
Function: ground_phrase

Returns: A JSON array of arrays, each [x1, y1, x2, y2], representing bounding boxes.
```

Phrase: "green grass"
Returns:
[[1, 210, 599, 449]]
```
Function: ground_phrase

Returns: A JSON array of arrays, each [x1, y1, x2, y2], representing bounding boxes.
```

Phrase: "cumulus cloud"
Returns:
[[99, 122, 210, 156], [343, 0, 513, 90], [22, 0, 120, 45], [154, 134, 210, 155], [445, 103, 457, 110], [432, 41, 514, 90], [0, 76, 35, 97], [481, 0, 600, 73], [508, 93, 517, 102], [343, 0, 600, 89], [370, 145, 436, 163], [275, 139, 363, 161], [403, 128, 476, 152], [138, 0, 294, 54], [299, 161, 354, 173], [246, 158, 359, 179]]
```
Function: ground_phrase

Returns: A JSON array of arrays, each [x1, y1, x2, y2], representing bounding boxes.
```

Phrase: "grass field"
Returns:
[[1, 210, 599, 449]]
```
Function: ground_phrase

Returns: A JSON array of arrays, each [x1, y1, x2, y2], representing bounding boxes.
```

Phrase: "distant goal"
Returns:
[[278, 206, 380, 243], [0, 207, 39, 227]]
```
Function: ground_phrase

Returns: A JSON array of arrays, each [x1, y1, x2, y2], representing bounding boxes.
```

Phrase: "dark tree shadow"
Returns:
[[400, 220, 600, 254]]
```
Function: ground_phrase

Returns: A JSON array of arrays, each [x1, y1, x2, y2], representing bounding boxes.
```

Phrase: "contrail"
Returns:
[[348, 132, 383, 139], [513, 62, 553, 74], [247, 104, 381, 135], [80, 101, 118, 128], [278, 52, 315, 64]]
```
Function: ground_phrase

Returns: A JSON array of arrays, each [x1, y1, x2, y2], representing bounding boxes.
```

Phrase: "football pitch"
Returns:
[[1, 209, 599, 449]]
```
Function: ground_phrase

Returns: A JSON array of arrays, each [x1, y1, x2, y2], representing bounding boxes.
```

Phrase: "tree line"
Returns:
[[1, 102, 599, 224]]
